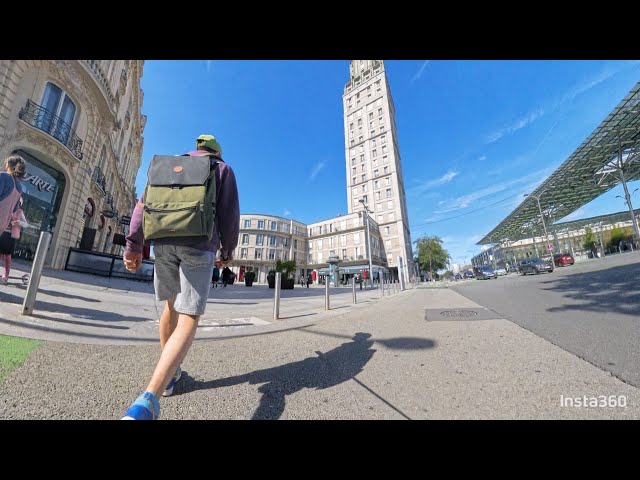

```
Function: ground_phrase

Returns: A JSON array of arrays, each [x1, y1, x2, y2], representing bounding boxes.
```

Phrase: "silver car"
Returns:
[[519, 257, 554, 275]]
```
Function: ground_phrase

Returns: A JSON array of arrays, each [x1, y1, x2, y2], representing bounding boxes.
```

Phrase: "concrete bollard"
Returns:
[[352, 277, 357, 304], [325, 278, 330, 310], [21, 232, 52, 316], [273, 272, 281, 320]]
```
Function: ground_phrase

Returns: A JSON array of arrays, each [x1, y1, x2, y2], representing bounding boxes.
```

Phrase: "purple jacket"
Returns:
[[125, 150, 240, 257]]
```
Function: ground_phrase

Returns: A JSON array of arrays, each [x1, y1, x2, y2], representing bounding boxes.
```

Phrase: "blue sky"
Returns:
[[137, 60, 640, 266]]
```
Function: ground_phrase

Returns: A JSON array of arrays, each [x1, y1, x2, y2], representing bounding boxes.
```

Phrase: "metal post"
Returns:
[[364, 207, 374, 289], [21, 232, 52, 316], [397, 255, 405, 291], [325, 276, 330, 310], [535, 196, 550, 254], [619, 167, 640, 242], [273, 272, 281, 320], [352, 276, 357, 304]]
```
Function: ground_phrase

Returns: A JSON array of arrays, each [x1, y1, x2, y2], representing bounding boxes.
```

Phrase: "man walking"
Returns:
[[121, 134, 240, 420]]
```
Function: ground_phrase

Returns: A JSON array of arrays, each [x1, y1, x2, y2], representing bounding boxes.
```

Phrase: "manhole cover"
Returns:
[[440, 310, 478, 317]]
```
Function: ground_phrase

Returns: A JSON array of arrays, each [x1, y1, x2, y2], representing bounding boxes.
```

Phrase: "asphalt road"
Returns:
[[450, 252, 640, 387]]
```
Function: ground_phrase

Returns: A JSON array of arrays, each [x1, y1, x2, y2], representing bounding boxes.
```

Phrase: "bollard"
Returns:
[[273, 272, 281, 320], [21, 232, 52, 316], [381, 276, 385, 296], [352, 277, 357, 304], [325, 277, 330, 310]]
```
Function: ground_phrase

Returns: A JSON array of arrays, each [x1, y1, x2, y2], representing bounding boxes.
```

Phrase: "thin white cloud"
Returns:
[[560, 208, 587, 222], [283, 209, 291, 217], [309, 160, 326, 181], [485, 107, 545, 144], [409, 170, 459, 196], [434, 168, 553, 214], [478, 155, 487, 161], [205, 60, 213, 72], [411, 60, 431, 83]]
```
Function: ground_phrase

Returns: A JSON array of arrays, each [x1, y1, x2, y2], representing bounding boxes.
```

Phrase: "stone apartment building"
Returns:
[[0, 60, 145, 269]]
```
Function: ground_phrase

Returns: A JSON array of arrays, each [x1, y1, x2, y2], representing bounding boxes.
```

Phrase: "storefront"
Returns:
[[10, 149, 65, 261]]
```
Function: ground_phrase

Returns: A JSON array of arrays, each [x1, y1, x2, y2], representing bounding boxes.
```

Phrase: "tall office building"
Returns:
[[342, 60, 413, 282]]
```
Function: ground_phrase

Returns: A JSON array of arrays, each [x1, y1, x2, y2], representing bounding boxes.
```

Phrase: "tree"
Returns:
[[414, 235, 451, 280], [583, 227, 597, 251]]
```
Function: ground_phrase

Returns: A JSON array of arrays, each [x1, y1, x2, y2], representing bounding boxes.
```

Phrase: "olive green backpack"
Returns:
[[142, 152, 218, 241]]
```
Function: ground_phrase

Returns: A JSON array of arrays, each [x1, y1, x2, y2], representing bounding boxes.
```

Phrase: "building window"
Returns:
[[387, 200, 393, 209], [353, 186, 358, 195], [317, 252, 323, 263], [360, 155, 365, 163], [386, 177, 391, 186], [268, 249, 276, 260], [382, 146, 388, 154], [40, 82, 77, 144], [294, 239, 298, 249], [386, 188, 392, 198], [374, 169, 379, 177], [352, 167, 356, 175], [384, 227, 390, 236], [351, 158, 356, 166], [380, 125, 385, 133], [354, 232, 360, 244], [349, 122, 353, 130], [361, 164, 366, 172], [384, 166, 389, 173], [361, 174, 367, 182], [317, 239, 323, 249], [342, 249, 347, 260], [363, 184, 368, 192], [352, 177, 356, 185], [329, 236, 335, 248], [372, 149, 377, 158], [258, 219, 265, 229], [383, 155, 389, 163], [243, 219, 251, 228], [359, 136, 363, 143], [356, 246, 361, 258], [341, 220, 346, 230], [362, 194, 368, 204], [381, 135, 387, 144], [254, 248, 262, 259], [256, 234, 264, 245], [375, 191, 381, 200], [340, 234, 346, 246], [269, 235, 277, 246], [357, 118, 362, 126], [242, 234, 249, 245], [271, 221, 277, 231], [374, 180, 380, 189], [241, 248, 248, 259], [378, 108, 382, 116]]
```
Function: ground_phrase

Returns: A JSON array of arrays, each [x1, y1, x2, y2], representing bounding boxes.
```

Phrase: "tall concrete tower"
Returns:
[[342, 60, 414, 282]]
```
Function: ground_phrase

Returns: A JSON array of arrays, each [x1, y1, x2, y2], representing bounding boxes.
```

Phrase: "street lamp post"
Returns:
[[359, 199, 374, 289], [525, 192, 550, 256]]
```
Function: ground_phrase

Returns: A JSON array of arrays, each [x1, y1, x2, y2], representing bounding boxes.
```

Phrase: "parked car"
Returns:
[[454, 273, 463, 280], [463, 270, 474, 279], [519, 257, 554, 275], [494, 267, 507, 276], [553, 253, 574, 267], [473, 265, 497, 280]]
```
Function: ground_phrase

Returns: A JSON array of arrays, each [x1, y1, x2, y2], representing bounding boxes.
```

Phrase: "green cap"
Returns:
[[196, 134, 222, 154]]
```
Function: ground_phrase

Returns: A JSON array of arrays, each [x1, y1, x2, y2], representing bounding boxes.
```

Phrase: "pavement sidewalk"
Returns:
[[1, 260, 639, 419]]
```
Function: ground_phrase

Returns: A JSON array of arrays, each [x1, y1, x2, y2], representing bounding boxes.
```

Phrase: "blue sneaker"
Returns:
[[162, 366, 182, 397], [122, 391, 160, 420]]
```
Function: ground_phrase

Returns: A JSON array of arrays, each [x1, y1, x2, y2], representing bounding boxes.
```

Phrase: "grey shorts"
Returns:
[[153, 244, 215, 316]]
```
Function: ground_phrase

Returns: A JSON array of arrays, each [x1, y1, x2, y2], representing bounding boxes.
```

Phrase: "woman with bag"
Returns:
[[0, 197, 30, 285]]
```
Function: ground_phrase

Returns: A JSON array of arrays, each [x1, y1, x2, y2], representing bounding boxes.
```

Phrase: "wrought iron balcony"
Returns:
[[92, 166, 107, 194], [19, 99, 84, 160]]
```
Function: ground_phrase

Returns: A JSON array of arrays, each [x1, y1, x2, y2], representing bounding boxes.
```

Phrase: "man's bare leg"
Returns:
[[145, 312, 200, 398], [159, 299, 179, 350]]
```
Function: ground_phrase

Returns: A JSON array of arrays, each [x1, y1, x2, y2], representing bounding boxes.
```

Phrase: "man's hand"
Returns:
[[219, 253, 233, 267], [123, 251, 142, 273]]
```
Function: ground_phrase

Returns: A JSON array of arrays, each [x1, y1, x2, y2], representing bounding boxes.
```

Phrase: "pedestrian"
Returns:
[[211, 265, 220, 288], [222, 266, 233, 287], [122, 134, 240, 420], [0, 155, 26, 232], [0, 197, 29, 285]]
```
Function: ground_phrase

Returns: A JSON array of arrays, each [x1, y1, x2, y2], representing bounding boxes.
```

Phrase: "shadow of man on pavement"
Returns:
[[183, 332, 377, 419]]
